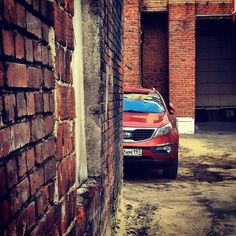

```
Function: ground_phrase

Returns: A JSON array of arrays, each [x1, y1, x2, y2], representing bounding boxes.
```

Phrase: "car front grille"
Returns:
[[123, 128, 156, 142]]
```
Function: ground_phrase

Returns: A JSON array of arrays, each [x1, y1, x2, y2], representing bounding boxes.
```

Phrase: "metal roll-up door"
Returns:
[[196, 19, 236, 109]]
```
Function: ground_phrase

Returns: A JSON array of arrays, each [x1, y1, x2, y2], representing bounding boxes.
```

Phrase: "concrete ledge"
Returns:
[[176, 117, 195, 134]]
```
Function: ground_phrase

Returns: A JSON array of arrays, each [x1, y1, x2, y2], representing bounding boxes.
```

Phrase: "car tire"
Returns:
[[163, 156, 178, 179]]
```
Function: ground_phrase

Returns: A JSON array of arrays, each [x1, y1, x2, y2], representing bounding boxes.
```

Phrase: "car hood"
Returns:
[[123, 112, 169, 128]]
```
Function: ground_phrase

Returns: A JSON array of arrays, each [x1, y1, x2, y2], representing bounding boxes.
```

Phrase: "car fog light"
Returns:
[[155, 145, 172, 155]]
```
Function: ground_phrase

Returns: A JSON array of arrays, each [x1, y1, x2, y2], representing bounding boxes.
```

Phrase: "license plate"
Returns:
[[124, 148, 142, 156]]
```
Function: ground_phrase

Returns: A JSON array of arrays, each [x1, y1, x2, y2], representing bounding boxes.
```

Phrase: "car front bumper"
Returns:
[[124, 156, 178, 168], [123, 129, 179, 160]]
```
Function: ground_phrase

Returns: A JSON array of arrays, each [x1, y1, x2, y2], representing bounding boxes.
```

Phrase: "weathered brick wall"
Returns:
[[142, 14, 169, 100], [54, 1, 77, 235], [123, 0, 141, 87], [141, 0, 168, 12], [0, 0, 77, 235], [169, 3, 196, 118], [100, 0, 123, 233], [76, 0, 124, 235], [196, 0, 232, 15]]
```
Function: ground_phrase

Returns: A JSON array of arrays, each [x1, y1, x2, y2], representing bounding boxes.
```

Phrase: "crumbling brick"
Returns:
[[16, 3, 26, 28], [28, 66, 43, 89], [33, 41, 42, 63], [11, 122, 31, 150], [7, 63, 28, 88], [65, 49, 72, 83], [25, 201, 36, 230], [54, 4, 66, 46], [26, 148, 35, 171], [10, 178, 30, 214], [26, 92, 35, 115], [6, 158, 17, 188], [25, 38, 33, 62], [2, 30, 15, 57], [43, 68, 54, 89], [56, 85, 75, 120], [57, 155, 75, 197], [18, 152, 27, 177], [44, 157, 57, 182], [34, 93, 44, 113], [65, 14, 74, 50], [42, 23, 49, 43], [15, 33, 25, 59], [3, 93, 16, 121], [36, 188, 48, 218], [42, 45, 49, 65], [43, 93, 50, 113], [26, 12, 42, 39], [56, 122, 73, 161], [0, 127, 11, 157], [29, 168, 44, 195], [3, 0, 17, 24], [16, 93, 27, 117]]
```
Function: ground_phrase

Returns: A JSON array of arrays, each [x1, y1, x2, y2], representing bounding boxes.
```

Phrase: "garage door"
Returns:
[[196, 19, 236, 108]]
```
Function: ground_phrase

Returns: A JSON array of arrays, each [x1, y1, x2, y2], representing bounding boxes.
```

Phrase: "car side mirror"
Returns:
[[168, 103, 175, 115]]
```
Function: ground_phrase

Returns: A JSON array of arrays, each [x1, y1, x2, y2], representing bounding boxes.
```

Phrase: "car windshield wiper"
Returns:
[[124, 110, 147, 113]]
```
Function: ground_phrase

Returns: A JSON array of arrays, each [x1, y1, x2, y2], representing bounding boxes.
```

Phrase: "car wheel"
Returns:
[[163, 157, 178, 179]]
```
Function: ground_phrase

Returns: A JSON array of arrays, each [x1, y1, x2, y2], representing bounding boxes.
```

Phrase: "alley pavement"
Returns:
[[117, 129, 236, 235]]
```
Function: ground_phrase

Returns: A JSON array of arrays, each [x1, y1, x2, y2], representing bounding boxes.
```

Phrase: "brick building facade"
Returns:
[[124, 0, 236, 133], [0, 0, 123, 235]]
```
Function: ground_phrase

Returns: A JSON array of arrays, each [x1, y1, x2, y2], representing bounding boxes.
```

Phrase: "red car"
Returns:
[[123, 87, 179, 178]]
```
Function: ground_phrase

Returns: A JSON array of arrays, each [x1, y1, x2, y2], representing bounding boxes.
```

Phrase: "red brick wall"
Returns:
[[123, 0, 141, 87], [1, 0, 124, 234], [54, 1, 77, 235], [100, 0, 123, 232], [0, 0, 77, 235], [169, 3, 196, 118], [141, 0, 168, 12], [196, 1, 232, 15], [142, 14, 169, 100]]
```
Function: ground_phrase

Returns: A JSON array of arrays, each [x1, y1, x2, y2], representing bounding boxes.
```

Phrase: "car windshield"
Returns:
[[124, 93, 165, 113]]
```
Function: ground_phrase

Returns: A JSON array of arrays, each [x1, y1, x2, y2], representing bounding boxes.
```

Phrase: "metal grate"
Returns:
[[124, 128, 155, 141]]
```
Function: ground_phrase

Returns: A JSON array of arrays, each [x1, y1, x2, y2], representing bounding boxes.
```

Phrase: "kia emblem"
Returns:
[[124, 132, 132, 139]]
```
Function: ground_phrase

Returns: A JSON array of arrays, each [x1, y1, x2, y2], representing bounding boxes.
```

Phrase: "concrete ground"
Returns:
[[116, 128, 236, 236]]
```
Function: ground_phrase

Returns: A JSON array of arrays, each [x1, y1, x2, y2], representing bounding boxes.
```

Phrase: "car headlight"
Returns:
[[154, 122, 172, 137]]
